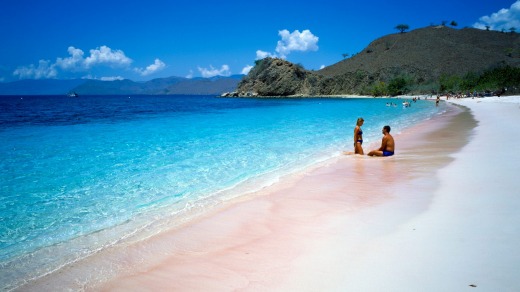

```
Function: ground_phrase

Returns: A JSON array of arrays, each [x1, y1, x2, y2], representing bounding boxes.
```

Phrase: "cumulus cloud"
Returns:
[[198, 65, 231, 78], [13, 59, 57, 79], [255, 29, 319, 60], [256, 50, 276, 60], [55, 46, 85, 70], [54, 45, 132, 71], [241, 65, 253, 75], [474, 0, 520, 31], [320, 65, 326, 69], [11, 45, 169, 80], [275, 29, 319, 58], [135, 58, 166, 76], [84, 46, 133, 68]]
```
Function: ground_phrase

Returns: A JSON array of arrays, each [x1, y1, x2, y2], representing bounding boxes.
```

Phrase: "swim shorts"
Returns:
[[383, 151, 394, 157]]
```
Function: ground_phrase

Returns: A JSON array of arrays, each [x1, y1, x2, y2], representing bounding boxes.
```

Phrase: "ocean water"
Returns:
[[0, 95, 445, 289]]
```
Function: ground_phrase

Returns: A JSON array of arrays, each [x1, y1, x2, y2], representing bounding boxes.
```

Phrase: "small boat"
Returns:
[[67, 92, 79, 97]]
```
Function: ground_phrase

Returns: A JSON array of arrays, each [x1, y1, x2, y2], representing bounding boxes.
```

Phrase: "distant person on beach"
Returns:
[[354, 117, 364, 155], [368, 125, 395, 157]]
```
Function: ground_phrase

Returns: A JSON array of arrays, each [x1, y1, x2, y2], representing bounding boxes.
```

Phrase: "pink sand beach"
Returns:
[[22, 96, 520, 291]]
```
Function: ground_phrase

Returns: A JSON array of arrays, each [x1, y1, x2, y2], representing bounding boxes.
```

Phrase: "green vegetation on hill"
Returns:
[[368, 65, 520, 96], [439, 65, 520, 93]]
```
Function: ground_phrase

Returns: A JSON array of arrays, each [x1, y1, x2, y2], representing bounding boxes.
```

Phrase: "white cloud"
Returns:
[[11, 45, 170, 80], [13, 59, 57, 79], [474, 0, 520, 31], [81, 74, 94, 79], [241, 65, 253, 75], [255, 29, 319, 60], [135, 58, 166, 76], [275, 29, 319, 58], [55, 46, 85, 70], [186, 70, 194, 79], [55, 45, 133, 71], [81, 75, 124, 81], [85, 46, 133, 68], [100, 76, 125, 81], [256, 50, 275, 60], [320, 65, 325, 69], [198, 65, 231, 78]]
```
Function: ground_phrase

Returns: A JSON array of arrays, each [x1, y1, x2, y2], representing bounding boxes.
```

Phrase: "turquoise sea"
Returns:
[[0, 95, 445, 289]]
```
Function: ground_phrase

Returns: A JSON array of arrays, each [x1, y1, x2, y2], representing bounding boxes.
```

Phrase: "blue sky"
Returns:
[[1, 0, 519, 82]]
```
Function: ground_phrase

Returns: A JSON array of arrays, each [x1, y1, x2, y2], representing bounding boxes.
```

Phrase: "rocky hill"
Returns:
[[237, 26, 520, 96]]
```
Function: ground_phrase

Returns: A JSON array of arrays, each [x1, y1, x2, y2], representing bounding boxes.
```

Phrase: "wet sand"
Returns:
[[22, 97, 520, 291]]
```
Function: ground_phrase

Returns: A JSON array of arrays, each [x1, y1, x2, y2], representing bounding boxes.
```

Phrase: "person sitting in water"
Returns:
[[368, 125, 395, 157]]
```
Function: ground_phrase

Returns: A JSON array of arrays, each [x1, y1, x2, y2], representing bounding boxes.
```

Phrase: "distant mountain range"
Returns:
[[0, 75, 244, 96]]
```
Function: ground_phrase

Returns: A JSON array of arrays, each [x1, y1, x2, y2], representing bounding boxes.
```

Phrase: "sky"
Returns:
[[1, 0, 519, 82]]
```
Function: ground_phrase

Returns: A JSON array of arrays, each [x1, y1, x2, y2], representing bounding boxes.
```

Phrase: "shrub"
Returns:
[[387, 77, 408, 96], [460, 72, 479, 91], [477, 65, 520, 89], [439, 74, 462, 92], [355, 70, 367, 82], [370, 81, 388, 96]]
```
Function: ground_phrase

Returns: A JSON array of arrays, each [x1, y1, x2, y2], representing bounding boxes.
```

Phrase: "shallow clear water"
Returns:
[[0, 95, 445, 289]]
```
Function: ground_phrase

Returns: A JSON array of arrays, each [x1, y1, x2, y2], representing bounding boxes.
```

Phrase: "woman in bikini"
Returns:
[[354, 117, 364, 155]]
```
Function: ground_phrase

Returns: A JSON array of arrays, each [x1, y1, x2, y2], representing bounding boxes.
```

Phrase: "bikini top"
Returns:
[[358, 128, 363, 136]]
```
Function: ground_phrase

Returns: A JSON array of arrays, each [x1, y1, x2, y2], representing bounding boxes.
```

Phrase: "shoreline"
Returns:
[[18, 100, 481, 291], [234, 94, 434, 99]]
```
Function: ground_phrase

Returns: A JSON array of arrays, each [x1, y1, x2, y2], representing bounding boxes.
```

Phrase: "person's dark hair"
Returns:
[[384, 125, 391, 133]]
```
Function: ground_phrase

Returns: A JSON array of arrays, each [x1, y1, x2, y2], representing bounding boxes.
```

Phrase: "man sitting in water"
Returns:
[[368, 125, 395, 157]]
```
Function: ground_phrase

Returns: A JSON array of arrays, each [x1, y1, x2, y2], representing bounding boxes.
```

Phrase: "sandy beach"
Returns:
[[21, 96, 520, 291]]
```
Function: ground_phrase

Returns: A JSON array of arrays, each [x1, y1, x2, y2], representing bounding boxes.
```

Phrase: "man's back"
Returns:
[[384, 134, 395, 152]]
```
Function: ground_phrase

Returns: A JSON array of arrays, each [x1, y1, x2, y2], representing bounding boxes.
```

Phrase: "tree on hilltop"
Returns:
[[395, 24, 410, 33], [510, 27, 517, 34], [342, 53, 349, 59], [450, 21, 458, 27]]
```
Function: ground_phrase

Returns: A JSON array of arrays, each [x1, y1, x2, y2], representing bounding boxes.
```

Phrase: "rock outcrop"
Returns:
[[237, 58, 309, 96]]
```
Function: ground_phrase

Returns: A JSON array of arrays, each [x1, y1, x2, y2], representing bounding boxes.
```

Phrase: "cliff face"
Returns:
[[237, 58, 308, 96], [237, 58, 355, 96], [237, 27, 520, 96]]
